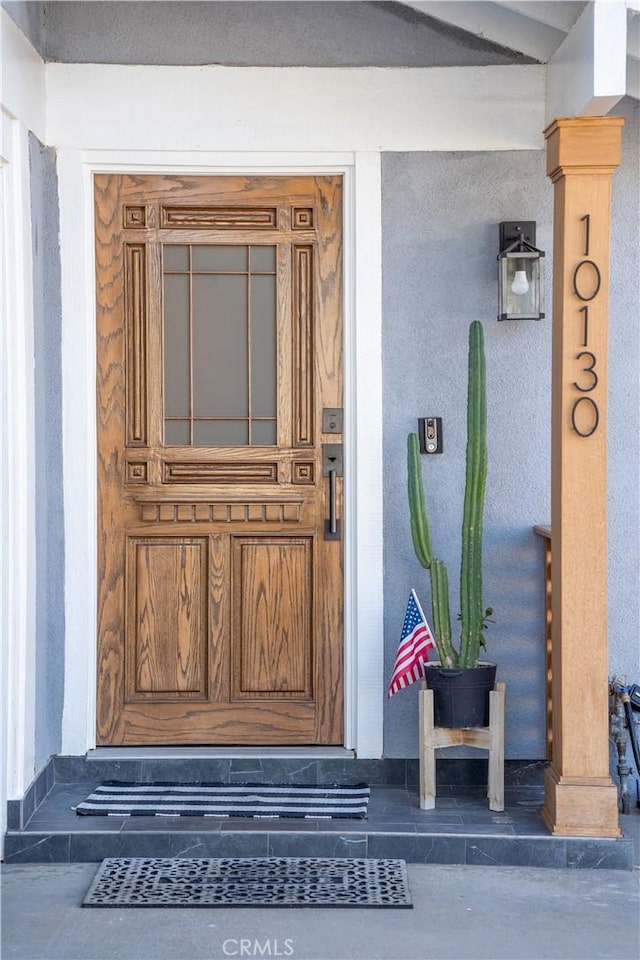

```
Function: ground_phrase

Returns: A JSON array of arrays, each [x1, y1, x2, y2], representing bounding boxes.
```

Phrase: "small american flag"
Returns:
[[387, 590, 436, 698]]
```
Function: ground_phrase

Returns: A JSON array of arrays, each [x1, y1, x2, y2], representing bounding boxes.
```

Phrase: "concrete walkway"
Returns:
[[2, 861, 639, 960]]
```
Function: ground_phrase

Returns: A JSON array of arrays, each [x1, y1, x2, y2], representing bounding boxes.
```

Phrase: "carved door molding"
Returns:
[[95, 174, 343, 744]]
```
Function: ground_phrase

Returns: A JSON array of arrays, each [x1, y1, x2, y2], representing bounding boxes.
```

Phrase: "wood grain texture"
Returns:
[[126, 538, 207, 699], [163, 461, 279, 484], [126, 461, 149, 484], [292, 208, 314, 230], [292, 462, 315, 484], [233, 538, 312, 697], [124, 243, 148, 445], [292, 245, 314, 447], [160, 206, 277, 229], [545, 117, 624, 180], [419, 683, 505, 813], [312, 176, 344, 743], [95, 173, 127, 744], [96, 174, 344, 744], [542, 117, 622, 837], [138, 499, 303, 524], [124, 205, 146, 228]]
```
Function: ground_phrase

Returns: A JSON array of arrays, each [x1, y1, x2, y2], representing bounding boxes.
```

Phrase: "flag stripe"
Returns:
[[388, 590, 436, 698]]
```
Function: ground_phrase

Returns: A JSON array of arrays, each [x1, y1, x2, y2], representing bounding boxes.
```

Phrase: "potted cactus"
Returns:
[[408, 320, 494, 727]]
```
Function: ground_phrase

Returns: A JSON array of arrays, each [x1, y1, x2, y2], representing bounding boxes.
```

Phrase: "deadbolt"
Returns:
[[322, 408, 344, 434]]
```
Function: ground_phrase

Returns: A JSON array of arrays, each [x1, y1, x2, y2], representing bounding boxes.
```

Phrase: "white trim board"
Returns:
[[59, 150, 384, 759], [0, 9, 46, 142], [45, 63, 547, 152], [1, 111, 37, 813], [546, 0, 627, 121]]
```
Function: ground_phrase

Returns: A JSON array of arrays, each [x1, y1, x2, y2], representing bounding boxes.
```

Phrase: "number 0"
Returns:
[[571, 397, 599, 437], [573, 260, 601, 302]]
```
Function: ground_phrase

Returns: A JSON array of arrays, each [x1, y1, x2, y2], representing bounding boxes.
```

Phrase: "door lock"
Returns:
[[322, 408, 344, 434]]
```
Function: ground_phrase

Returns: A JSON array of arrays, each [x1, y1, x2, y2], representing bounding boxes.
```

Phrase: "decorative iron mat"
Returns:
[[83, 857, 412, 908]]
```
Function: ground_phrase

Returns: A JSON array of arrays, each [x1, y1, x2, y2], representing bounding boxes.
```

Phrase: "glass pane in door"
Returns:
[[162, 244, 277, 445]]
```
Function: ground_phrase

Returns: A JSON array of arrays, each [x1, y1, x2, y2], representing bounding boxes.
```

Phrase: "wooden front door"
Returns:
[[95, 175, 343, 745]]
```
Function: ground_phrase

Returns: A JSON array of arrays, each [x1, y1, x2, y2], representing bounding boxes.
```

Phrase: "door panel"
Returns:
[[233, 537, 312, 699], [126, 538, 208, 700], [95, 174, 343, 744]]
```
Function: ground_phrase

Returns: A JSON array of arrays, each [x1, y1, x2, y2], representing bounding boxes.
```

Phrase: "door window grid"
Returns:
[[162, 245, 277, 446]]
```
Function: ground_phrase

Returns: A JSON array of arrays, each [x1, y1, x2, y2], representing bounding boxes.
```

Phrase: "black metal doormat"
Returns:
[[83, 857, 412, 908], [75, 782, 370, 819]]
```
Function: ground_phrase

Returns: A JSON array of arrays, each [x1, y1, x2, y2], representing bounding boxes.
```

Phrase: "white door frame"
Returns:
[[1, 110, 37, 823], [58, 149, 384, 757]]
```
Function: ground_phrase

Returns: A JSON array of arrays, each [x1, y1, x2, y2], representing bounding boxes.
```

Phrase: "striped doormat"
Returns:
[[75, 782, 371, 819]]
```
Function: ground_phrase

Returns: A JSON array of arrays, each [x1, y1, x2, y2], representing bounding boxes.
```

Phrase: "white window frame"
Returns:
[[58, 149, 384, 758]]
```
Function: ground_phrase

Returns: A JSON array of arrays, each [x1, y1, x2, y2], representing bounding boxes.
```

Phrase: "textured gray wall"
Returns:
[[381, 109, 640, 760], [1, 1, 44, 49], [5, 1, 532, 66], [29, 133, 65, 770], [382, 150, 553, 759], [608, 97, 640, 803], [608, 97, 640, 682], [4, 0, 637, 770]]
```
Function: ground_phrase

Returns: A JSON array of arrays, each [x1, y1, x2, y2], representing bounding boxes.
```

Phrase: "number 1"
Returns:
[[580, 214, 590, 257]]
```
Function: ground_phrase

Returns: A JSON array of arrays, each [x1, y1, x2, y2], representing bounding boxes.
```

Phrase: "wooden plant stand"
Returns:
[[418, 681, 506, 812]]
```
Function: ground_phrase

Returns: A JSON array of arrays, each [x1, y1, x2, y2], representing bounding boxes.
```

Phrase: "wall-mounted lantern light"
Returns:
[[498, 221, 545, 321]]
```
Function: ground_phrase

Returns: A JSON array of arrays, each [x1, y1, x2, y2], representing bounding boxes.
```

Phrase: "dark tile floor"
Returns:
[[4, 781, 637, 869]]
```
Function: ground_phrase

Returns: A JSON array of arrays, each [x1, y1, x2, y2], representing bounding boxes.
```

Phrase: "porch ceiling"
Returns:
[[403, 0, 639, 91], [403, 1, 587, 60], [405, 0, 640, 71], [4, 1, 638, 93]]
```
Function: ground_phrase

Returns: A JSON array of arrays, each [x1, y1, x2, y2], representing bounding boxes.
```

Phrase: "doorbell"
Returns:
[[418, 417, 443, 455]]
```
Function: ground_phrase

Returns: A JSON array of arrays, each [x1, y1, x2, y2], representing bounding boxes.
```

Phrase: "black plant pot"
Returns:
[[424, 662, 497, 728]]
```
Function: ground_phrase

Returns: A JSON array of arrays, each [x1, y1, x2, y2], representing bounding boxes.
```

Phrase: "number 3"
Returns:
[[573, 351, 598, 393]]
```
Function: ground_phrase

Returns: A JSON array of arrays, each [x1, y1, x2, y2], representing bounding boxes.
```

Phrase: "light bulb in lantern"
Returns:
[[511, 269, 529, 296]]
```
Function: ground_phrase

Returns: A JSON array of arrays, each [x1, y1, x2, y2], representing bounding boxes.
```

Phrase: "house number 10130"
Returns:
[[570, 214, 601, 438]]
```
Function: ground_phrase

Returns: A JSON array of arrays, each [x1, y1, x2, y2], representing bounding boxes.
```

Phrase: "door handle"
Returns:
[[322, 444, 342, 541], [329, 468, 338, 535], [325, 469, 340, 541], [322, 443, 343, 540]]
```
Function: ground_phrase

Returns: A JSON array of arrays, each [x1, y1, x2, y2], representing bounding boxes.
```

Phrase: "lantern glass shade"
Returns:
[[498, 251, 545, 320]]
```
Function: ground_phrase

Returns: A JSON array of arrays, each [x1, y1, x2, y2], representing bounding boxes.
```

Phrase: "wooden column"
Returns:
[[543, 116, 624, 838]]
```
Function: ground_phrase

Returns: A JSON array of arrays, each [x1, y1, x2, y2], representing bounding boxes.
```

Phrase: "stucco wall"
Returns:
[[29, 132, 65, 770], [608, 97, 640, 799], [381, 106, 640, 760], [608, 97, 640, 682], [382, 149, 553, 759], [6, 0, 530, 66], [3, 2, 638, 769]]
